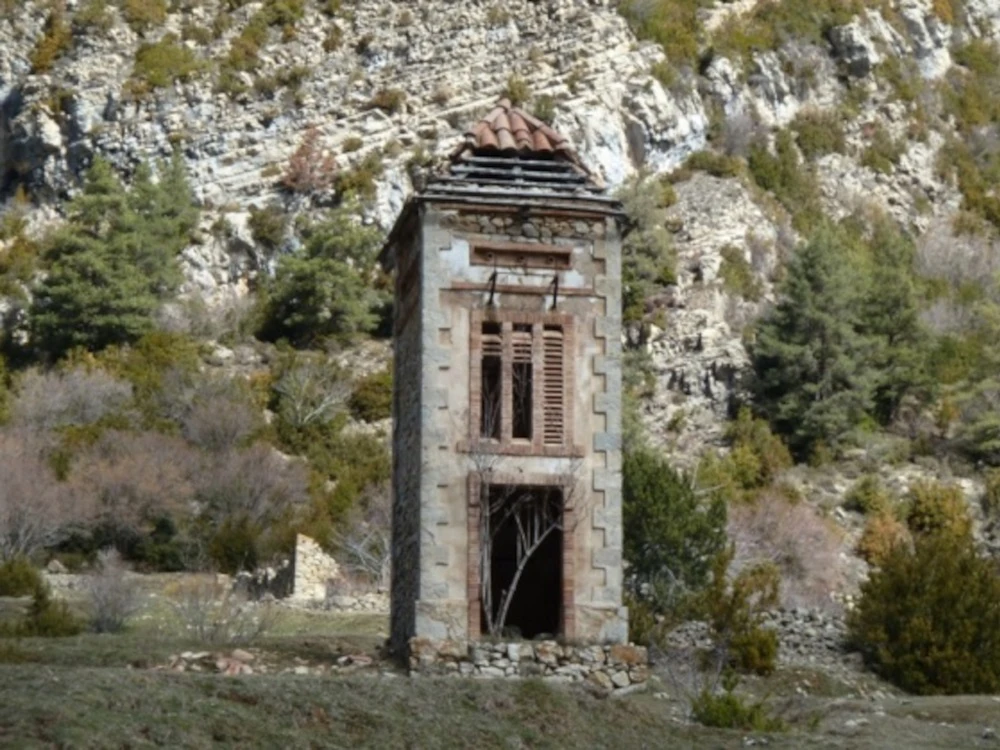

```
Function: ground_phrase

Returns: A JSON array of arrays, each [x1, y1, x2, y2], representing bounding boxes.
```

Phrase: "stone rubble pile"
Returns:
[[408, 638, 649, 693], [664, 608, 850, 668]]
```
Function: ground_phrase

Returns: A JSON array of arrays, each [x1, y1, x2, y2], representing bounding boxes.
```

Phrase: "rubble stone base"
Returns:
[[408, 638, 649, 693]]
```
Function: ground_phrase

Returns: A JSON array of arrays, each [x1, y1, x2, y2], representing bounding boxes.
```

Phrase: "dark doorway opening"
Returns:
[[481, 485, 562, 639]]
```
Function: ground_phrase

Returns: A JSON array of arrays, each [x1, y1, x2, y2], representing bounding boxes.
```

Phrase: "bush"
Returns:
[[349, 367, 392, 422], [790, 109, 845, 160], [747, 130, 822, 231], [282, 128, 337, 194], [365, 89, 406, 114], [334, 152, 384, 201], [860, 123, 905, 174], [843, 474, 892, 515], [904, 480, 971, 540], [684, 150, 741, 179], [11, 367, 133, 431], [0, 558, 42, 597], [123, 0, 167, 32], [532, 95, 556, 124], [0, 582, 84, 638], [87, 549, 140, 633], [856, 511, 910, 566], [73, 0, 114, 33], [623, 447, 727, 613], [701, 546, 780, 676], [691, 678, 784, 731], [696, 409, 792, 504], [718, 245, 762, 301], [248, 205, 288, 251], [30, 6, 73, 73], [727, 491, 841, 611], [166, 577, 276, 645], [848, 533, 1000, 694], [618, 176, 677, 323], [131, 34, 203, 93], [502, 75, 530, 107]]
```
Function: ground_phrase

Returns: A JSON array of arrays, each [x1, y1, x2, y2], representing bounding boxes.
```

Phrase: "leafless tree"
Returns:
[[335, 480, 391, 590], [67, 430, 197, 539], [0, 429, 89, 561], [273, 356, 351, 429], [10, 367, 133, 430], [192, 444, 310, 526], [87, 548, 141, 633], [167, 575, 277, 645]]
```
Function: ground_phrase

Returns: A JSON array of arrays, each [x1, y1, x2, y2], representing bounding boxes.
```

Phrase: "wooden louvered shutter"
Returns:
[[542, 327, 564, 445], [511, 326, 533, 440]]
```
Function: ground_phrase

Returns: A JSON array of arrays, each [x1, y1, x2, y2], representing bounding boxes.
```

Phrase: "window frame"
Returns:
[[467, 308, 578, 457]]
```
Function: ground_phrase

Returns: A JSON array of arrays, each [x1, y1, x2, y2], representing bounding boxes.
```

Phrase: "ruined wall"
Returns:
[[290, 535, 340, 603]]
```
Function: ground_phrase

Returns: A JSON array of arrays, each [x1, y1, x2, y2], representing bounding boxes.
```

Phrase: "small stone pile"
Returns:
[[160, 649, 258, 676], [409, 638, 649, 693], [325, 591, 389, 613], [156, 649, 377, 676]]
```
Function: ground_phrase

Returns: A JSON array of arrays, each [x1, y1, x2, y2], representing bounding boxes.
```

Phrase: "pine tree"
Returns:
[[259, 205, 383, 346], [749, 224, 876, 456], [30, 156, 197, 359], [860, 220, 929, 423], [623, 447, 727, 611]]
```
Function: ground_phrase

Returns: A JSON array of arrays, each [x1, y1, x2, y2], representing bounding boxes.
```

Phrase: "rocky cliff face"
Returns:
[[1, 0, 998, 464]]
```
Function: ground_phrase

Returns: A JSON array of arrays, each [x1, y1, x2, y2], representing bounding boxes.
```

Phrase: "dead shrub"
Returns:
[[166, 576, 276, 645], [281, 127, 337, 194], [0, 430, 88, 561], [11, 367, 133, 430], [87, 548, 141, 633], [66, 431, 197, 542], [334, 481, 391, 590], [158, 374, 262, 453], [727, 491, 842, 611]]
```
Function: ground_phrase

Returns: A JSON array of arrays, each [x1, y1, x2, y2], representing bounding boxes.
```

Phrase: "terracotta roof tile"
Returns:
[[454, 97, 586, 171]]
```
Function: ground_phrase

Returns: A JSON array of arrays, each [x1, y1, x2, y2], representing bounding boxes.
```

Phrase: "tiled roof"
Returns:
[[454, 98, 584, 170]]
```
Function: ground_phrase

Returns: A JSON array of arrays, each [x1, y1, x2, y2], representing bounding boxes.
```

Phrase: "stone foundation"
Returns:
[[409, 638, 649, 693]]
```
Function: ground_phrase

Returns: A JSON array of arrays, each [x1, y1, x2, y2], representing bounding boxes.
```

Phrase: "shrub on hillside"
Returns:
[[123, 0, 167, 32], [0, 558, 42, 597], [727, 491, 841, 611], [848, 532, 1000, 694], [904, 480, 971, 540], [691, 674, 784, 731], [130, 34, 203, 94], [30, 6, 73, 73], [349, 367, 392, 423], [856, 511, 910, 566], [790, 109, 845, 160], [282, 127, 337, 195], [843, 474, 892, 515], [10, 367, 133, 431], [702, 548, 780, 676], [696, 409, 792, 503], [0, 430, 86, 562]]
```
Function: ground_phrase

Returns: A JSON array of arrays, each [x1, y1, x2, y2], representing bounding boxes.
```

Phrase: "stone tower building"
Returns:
[[382, 100, 627, 656]]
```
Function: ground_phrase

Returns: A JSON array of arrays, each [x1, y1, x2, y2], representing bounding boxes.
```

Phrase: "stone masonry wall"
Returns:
[[409, 638, 648, 694], [290, 534, 340, 602]]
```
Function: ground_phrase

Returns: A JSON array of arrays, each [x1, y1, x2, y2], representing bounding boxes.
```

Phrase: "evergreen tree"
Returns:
[[859, 220, 929, 423], [623, 446, 727, 612], [259, 205, 384, 347], [749, 224, 875, 456], [30, 155, 197, 359]]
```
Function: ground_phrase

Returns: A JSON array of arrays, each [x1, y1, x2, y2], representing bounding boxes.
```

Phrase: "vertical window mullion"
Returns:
[[501, 320, 513, 444]]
